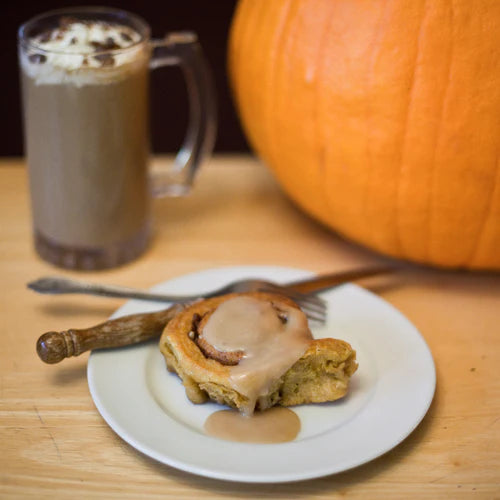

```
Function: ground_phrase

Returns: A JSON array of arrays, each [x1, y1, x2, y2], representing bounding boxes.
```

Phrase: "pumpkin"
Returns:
[[228, 0, 500, 269]]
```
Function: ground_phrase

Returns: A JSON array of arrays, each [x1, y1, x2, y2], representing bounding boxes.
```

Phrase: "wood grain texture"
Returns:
[[36, 304, 184, 364], [0, 155, 499, 499]]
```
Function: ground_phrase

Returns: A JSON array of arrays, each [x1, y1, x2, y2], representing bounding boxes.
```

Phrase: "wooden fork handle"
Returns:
[[36, 304, 185, 364]]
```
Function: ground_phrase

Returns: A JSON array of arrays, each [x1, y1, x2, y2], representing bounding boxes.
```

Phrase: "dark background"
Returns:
[[1, 1, 250, 156]]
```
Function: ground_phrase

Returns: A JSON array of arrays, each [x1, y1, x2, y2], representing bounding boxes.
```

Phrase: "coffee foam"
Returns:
[[21, 20, 146, 86]]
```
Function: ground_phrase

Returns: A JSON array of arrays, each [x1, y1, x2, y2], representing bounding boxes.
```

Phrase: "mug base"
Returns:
[[33, 226, 150, 270]]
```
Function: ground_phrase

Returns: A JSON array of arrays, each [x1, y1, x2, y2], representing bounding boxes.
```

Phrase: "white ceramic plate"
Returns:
[[87, 266, 435, 483]]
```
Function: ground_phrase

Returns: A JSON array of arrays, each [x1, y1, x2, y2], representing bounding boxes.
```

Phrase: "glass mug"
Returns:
[[18, 7, 216, 270]]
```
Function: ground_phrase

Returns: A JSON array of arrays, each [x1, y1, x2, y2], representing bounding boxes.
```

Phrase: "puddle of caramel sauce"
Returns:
[[204, 407, 300, 443]]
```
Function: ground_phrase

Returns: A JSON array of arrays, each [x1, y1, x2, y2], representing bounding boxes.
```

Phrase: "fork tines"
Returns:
[[259, 283, 327, 325]]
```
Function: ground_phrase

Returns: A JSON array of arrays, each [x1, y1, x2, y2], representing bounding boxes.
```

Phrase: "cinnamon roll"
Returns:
[[159, 292, 357, 415]]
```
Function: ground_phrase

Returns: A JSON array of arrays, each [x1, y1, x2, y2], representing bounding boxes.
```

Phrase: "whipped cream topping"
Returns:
[[20, 18, 146, 85]]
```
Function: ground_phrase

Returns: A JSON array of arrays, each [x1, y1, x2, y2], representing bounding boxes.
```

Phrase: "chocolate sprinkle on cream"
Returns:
[[94, 53, 115, 67], [90, 38, 121, 51], [38, 31, 52, 43], [28, 53, 47, 64]]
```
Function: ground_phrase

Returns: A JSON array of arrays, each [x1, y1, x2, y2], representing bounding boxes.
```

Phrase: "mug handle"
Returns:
[[149, 32, 217, 196]]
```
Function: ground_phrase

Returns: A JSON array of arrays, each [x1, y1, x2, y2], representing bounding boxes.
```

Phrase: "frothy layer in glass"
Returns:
[[20, 18, 146, 86]]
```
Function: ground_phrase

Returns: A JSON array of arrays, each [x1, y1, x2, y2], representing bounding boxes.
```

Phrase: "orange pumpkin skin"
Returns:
[[228, 0, 500, 269]]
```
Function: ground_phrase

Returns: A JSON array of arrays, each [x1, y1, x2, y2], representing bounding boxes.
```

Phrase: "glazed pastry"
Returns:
[[159, 292, 357, 415]]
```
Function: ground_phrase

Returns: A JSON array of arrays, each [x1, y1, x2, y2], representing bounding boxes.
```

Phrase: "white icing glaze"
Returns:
[[201, 296, 313, 415]]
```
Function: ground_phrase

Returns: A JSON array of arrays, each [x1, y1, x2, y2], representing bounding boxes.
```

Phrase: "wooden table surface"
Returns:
[[1, 155, 499, 499]]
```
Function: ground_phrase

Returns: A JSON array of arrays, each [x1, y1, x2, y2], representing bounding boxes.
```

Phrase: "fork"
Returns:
[[28, 266, 393, 325], [34, 266, 394, 364]]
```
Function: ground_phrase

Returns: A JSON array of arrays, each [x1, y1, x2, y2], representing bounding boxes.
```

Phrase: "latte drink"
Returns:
[[19, 13, 151, 269]]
